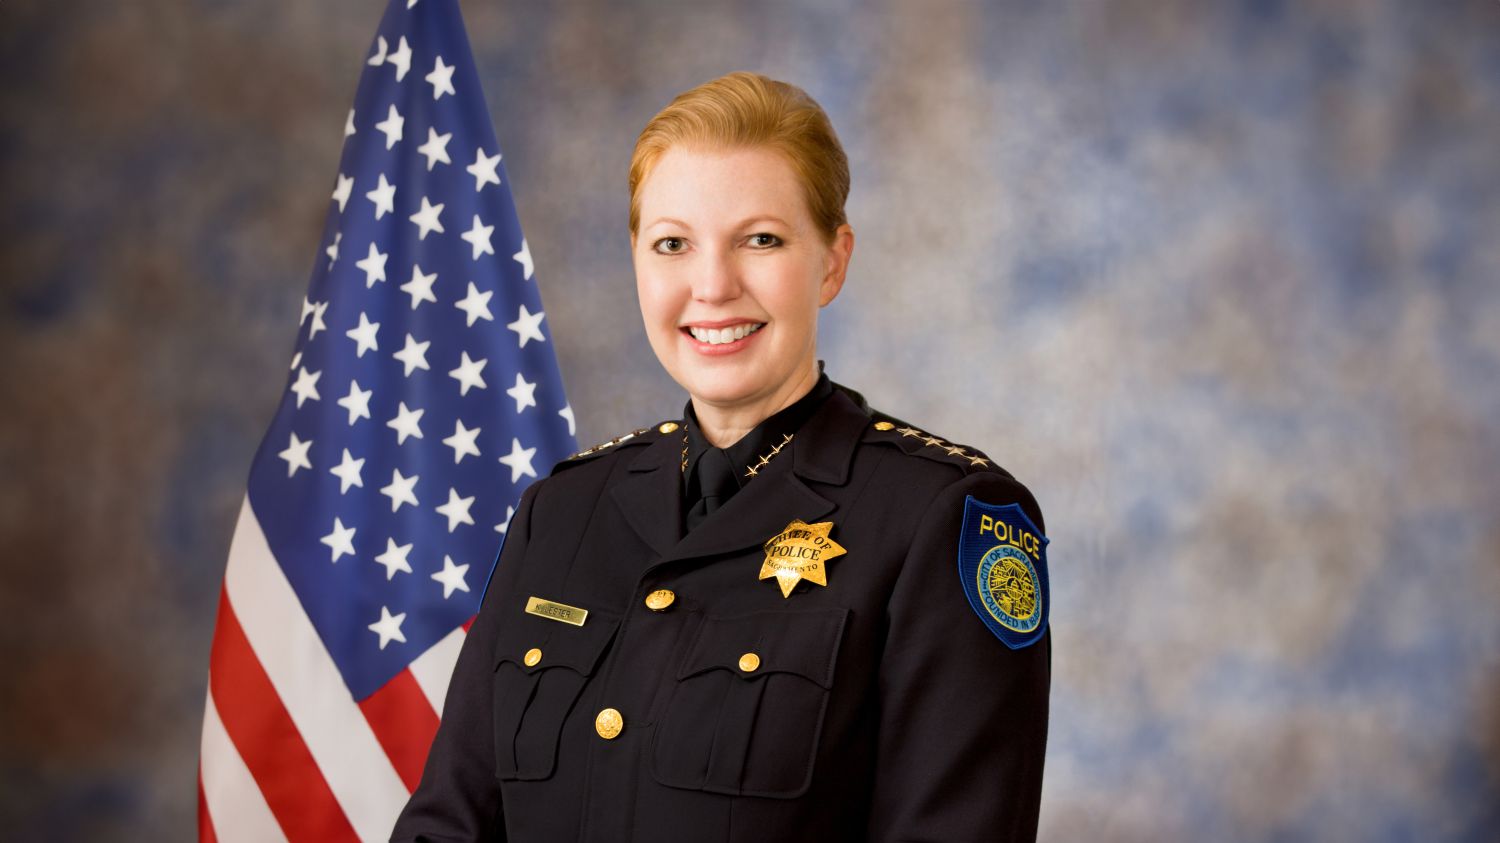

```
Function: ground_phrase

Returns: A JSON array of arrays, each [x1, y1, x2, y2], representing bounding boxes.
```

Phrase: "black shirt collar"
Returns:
[[682, 369, 835, 492]]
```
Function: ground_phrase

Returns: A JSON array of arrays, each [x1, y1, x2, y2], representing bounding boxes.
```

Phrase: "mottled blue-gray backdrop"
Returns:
[[2, 0, 1497, 839]]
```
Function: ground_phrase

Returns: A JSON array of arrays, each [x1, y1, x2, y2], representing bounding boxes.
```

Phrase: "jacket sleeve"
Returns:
[[389, 481, 541, 843], [866, 470, 1051, 842]]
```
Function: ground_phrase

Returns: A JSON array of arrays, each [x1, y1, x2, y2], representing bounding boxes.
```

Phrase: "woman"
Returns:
[[392, 71, 1050, 843]]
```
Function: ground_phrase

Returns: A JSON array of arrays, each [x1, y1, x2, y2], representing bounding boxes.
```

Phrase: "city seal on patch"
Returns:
[[957, 496, 1049, 649]]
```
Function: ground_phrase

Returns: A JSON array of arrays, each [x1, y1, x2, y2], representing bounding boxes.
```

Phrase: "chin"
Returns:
[[672, 364, 775, 410], [679, 373, 762, 408]]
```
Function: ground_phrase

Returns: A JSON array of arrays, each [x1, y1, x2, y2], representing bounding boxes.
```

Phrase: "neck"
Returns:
[[691, 362, 820, 449]]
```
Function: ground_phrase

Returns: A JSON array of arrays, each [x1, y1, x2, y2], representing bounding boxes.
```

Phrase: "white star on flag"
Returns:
[[368, 606, 407, 649], [417, 127, 452, 171], [307, 301, 329, 339], [337, 379, 373, 425], [386, 36, 412, 81], [367, 35, 389, 65], [426, 55, 456, 100], [373, 538, 414, 580], [393, 333, 431, 376], [379, 468, 420, 512], [461, 214, 495, 259], [320, 517, 356, 562], [290, 366, 322, 407], [346, 312, 380, 357], [467, 147, 502, 191], [332, 174, 354, 212], [506, 372, 537, 412], [387, 401, 425, 444], [366, 173, 397, 220], [507, 304, 546, 347], [356, 242, 389, 287], [328, 448, 365, 493], [278, 432, 313, 477], [454, 281, 494, 326], [400, 265, 439, 309], [431, 555, 471, 599], [442, 419, 482, 463], [435, 487, 476, 532], [375, 104, 405, 149], [513, 239, 534, 280], [448, 352, 488, 396], [409, 196, 446, 240], [498, 437, 537, 483]]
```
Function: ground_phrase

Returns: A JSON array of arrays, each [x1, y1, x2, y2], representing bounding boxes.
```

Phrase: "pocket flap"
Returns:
[[494, 610, 620, 677], [678, 607, 848, 689]]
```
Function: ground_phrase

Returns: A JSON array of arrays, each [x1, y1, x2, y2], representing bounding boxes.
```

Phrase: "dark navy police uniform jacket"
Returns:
[[391, 382, 1050, 842]]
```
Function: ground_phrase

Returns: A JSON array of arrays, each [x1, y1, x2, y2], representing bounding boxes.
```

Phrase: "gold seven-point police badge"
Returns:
[[760, 519, 847, 598]]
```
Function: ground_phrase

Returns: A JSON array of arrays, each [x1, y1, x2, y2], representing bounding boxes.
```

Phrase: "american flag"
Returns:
[[198, 1, 576, 839]]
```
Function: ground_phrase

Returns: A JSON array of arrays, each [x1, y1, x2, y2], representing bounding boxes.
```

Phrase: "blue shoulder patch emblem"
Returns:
[[957, 497, 1049, 649]]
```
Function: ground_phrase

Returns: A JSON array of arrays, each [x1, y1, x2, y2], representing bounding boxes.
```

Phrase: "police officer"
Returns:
[[392, 71, 1050, 843]]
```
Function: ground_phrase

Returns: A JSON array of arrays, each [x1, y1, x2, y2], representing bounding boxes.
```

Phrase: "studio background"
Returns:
[[2, 0, 1497, 839]]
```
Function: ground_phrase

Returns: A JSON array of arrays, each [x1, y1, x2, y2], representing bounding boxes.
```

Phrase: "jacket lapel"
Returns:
[[666, 459, 834, 563], [610, 431, 685, 557]]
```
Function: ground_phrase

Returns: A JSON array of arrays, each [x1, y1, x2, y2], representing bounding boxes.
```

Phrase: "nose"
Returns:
[[690, 247, 742, 304]]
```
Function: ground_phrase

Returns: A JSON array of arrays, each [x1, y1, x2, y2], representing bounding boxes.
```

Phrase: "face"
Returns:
[[632, 145, 854, 418]]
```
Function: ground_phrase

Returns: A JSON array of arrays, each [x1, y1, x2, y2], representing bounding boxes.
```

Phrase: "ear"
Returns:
[[818, 223, 855, 307]]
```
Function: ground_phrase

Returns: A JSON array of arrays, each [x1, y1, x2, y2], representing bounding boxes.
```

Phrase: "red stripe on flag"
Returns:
[[462, 615, 476, 633], [198, 768, 218, 843], [358, 669, 441, 792], [209, 589, 360, 842]]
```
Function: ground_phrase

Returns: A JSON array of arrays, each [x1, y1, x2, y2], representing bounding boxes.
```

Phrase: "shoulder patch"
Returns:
[[864, 413, 1008, 477], [557, 422, 674, 467], [957, 496, 1049, 649]]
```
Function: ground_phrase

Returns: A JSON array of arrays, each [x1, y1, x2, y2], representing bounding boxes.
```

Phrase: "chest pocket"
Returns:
[[651, 607, 849, 799], [492, 610, 621, 780]]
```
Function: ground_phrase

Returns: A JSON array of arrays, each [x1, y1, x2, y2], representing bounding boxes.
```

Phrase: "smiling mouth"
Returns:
[[684, 323, 765, 346]]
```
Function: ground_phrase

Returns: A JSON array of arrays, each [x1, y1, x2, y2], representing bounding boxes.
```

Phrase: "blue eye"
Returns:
[[653, 237, 686, 255]]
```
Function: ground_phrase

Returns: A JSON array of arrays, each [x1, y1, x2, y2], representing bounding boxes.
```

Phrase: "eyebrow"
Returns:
[[645, 215, 792, 231]]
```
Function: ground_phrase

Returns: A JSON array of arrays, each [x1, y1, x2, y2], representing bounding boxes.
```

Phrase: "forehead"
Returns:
[[638, 145, 809, 228]]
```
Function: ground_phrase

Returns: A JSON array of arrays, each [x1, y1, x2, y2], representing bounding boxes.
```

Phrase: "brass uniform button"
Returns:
[[523, 647, 542, 667], [873, 421, 895, 431], [595, 707, 624, 739], [738, 652, 761, 673], [658, 422, 680, 434], [644, 589, 676, 611]]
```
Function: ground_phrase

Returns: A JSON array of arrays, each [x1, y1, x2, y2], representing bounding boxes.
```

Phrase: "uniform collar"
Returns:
[[681, 371, 835, 492], [612, 375, 873, 562], [792, 380, 870, 486], [625, 374, 871, 485]]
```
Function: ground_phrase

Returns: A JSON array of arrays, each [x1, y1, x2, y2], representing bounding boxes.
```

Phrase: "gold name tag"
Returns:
[[525, 596, 588, 626]]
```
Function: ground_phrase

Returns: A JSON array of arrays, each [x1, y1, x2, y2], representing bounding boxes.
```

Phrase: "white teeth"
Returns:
[[689, 323, 763, 345]]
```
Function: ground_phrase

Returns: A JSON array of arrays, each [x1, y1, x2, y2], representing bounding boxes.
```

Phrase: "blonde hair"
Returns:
[[628, 71, 850, 244]]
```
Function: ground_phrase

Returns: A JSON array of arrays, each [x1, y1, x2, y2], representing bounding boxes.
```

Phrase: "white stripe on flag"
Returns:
[[200, 689, 289, 843], [407, 625, 466, 717], [224, 497, 410, 842]]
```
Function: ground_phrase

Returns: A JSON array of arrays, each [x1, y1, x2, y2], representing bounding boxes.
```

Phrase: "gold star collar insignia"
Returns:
[[759, 519, 847, 598]]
